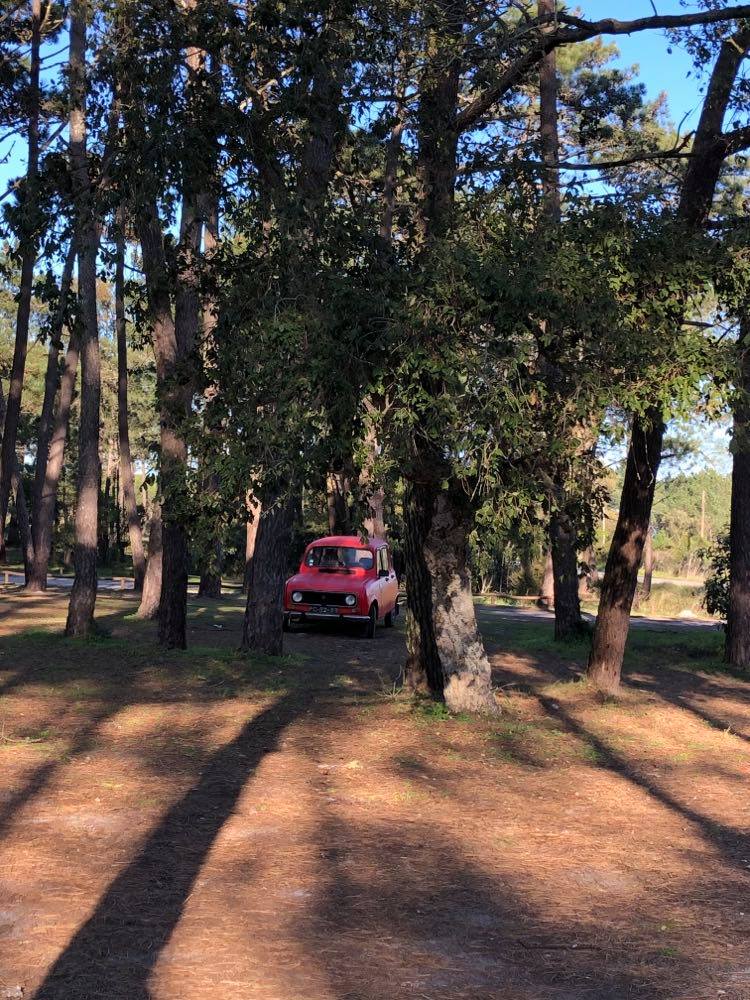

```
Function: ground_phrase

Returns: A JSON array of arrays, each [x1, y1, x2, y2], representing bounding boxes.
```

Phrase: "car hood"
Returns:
[[286, 572, 366, 592]]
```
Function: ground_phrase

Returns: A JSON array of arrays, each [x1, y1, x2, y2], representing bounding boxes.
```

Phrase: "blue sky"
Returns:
[[579, 1, 706, 126]]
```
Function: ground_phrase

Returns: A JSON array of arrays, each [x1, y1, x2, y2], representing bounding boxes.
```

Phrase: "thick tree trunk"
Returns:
[[0, 0, 41, 547], [26, 332, 79, 592], [726, 333, 750, 668], [115, 225, 146, 591], [65, 0, 101, 638], [587, 411, 664, 693], [242, 497, 296, 656], [549, 509, 582, 639], [136, 505, 162, 620], [403, 480, 496, 713]]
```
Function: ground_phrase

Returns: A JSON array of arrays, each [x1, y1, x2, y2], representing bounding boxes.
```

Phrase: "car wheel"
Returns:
[[384, 609, 394, 628], [364, 604, 377, 639], [282, 614, 290, 633]]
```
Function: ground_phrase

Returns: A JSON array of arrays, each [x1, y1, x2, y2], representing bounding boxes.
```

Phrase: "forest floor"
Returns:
[[0, 590, 748, 1000]]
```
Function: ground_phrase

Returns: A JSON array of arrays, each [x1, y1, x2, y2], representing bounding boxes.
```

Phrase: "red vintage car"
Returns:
[[283, 535, 400, 638]]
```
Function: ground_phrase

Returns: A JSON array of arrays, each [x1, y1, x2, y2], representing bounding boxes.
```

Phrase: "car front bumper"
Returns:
[[285, 611, 370, 623]]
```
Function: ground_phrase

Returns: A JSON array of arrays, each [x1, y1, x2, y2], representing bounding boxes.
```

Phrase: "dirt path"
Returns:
[[0, 592, 749, 999]]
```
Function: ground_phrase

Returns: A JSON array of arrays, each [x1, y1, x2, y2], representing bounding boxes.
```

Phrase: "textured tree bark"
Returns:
[[0, 0, 42, 547], [540, 550, 554, 608], [587, 412, 664, 693], [549, 509, 582, 639], [28, 242, 76, 584], [578, 545, 598, 599], [136, 505, 162, 620], [726, 331, 750, 669], [65, 0, 102, 638], [26, 332, 79, 592], [136, 200, 191, 648], [588, 26, 750, 691], [115, 225, 146, 591], [243, 495, 261, 595], [242, 497, 296, 656], [403, 480, 496, 713]]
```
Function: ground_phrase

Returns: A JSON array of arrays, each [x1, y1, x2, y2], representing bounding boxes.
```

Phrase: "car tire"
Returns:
[[364, 604, 377, 639], [282, 614, 290, 633]]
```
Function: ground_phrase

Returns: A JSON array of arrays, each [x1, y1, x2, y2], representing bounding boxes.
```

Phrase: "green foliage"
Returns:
[[703, 534, 730, 623]]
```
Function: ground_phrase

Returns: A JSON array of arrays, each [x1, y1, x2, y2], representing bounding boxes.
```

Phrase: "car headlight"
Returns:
[[345, 594, 357, 607], [292, 591, 303, 603]]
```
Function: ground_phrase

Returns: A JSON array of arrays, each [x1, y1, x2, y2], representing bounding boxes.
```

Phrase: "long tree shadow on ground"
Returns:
[[31, 688, 312, 1000], [293, 713, 741, 1000]]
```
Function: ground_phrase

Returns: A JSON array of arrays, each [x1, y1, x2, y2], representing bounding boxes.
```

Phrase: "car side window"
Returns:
[[377, 549, 388, 573]]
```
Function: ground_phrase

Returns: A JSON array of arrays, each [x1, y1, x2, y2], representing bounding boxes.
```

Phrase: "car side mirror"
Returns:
[[378, 568, 389, 578]]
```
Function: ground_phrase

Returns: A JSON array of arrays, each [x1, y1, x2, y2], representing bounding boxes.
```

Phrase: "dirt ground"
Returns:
[[0, 590, 749, 1000]]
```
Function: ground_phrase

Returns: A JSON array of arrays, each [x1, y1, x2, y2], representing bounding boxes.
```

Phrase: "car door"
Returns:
[[379, 546, 398, 613]]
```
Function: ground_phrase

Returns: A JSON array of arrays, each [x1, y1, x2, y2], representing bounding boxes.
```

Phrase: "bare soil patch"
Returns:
[[0, 590, 748, 999]]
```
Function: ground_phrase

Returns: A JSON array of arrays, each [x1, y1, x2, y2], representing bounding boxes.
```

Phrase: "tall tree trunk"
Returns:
[[136, 200, 191, 648], [242, 497, 296, 656], [26, 332, 79, 592], [402, 1, 495, 713], [549, 509, 582, 639], [539, 0, 584, 640], [587, 26, 749, 692], [726, 327, 750, 668], [0, 0, 42, 547], [587, 411, 664, 694], [65, 0, 102, 638], [136, 504, 162, 619], [115, 224, 146, 591], [29, 242, 76, 581]]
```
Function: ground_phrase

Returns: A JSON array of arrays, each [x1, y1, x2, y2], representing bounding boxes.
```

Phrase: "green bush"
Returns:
[[702, 534, 730, 624]]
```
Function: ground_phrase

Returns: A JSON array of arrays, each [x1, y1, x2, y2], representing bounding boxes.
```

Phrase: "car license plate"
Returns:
[[310, 605, 338, 616]]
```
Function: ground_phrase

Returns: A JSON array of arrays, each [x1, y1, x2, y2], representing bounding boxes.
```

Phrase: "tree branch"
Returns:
[[457, 5, 750, 134]]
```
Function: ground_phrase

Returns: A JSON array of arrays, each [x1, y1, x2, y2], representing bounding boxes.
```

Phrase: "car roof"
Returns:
[[306, 535, 386, 549]]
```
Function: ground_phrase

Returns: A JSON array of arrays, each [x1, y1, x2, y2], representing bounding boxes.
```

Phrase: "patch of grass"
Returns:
[[412, 699, 471, 724]]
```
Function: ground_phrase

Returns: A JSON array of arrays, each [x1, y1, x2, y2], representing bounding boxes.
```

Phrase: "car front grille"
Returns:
[[298, 591, 350, 607]]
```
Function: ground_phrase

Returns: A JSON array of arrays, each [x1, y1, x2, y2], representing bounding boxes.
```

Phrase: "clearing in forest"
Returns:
[[0, 591, 748, 1000]]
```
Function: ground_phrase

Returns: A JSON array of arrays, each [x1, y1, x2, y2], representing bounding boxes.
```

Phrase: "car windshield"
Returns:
[[305, 546, 373, 571]]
